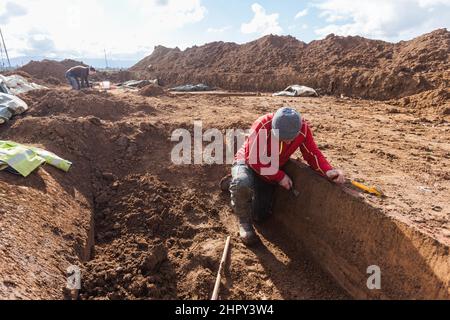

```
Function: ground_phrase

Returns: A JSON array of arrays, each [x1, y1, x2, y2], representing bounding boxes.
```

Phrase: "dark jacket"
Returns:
[[66, 66, 90, 88]]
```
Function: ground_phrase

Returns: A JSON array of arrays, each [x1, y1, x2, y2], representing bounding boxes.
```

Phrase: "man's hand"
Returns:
[[326, 169, 346, 184], [279, 175, 293, 190]]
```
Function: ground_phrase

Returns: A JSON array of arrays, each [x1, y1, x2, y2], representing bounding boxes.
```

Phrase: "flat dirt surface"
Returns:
[[0, 87, 448, 300]]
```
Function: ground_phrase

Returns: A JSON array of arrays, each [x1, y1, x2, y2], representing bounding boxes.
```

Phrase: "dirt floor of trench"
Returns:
[[0, 88, 352, 300]]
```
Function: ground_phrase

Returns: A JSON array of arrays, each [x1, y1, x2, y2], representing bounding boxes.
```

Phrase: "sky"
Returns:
[[0, 0, 449, 67]]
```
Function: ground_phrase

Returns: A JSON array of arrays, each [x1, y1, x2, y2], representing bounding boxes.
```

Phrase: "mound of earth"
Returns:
[[44, 77, 62, 86], [91, 70, 134, 84], [1, 70, 33, 79], [132, 29, 450, 100], [389, 87, 450, 116], [19, 59, 86, 82], [18, 89, 155, 121], [138, 84, 165, 97]]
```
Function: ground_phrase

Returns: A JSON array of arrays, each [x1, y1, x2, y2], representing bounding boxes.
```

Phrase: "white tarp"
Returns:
[[0, 74, 47, 95], [0, 78, 10, 94], [273, 85, 318, 97], [0, 93, 28, 124]]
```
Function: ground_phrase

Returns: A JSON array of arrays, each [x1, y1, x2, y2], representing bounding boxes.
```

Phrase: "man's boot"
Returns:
[[238, 217, 258, 246]]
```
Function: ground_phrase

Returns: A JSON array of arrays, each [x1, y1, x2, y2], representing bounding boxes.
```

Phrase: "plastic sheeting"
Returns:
[[170, 84, 212, 92], [273, 85, 318, 97], [0, 93, 28, 124], [0, 79, 10, 94], [0, 74, 47, 95], [0, 140, 72, 177]]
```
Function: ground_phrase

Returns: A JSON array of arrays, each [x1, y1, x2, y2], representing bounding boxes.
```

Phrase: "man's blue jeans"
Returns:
[[66, 74, 80, 90], [229, 162, 276, 223]]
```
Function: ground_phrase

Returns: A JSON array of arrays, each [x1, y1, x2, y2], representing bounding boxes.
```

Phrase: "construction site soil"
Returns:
[[0, 85, 448, 300]]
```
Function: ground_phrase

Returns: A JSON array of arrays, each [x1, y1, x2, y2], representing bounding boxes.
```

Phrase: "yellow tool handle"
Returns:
[[351, 181, 383, 197]]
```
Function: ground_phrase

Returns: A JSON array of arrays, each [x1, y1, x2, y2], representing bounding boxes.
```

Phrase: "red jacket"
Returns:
[[235, 113, 333, 183]]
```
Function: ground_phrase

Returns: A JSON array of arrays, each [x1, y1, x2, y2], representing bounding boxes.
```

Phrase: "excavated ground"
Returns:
[[0, 87, 448, 299], [0, 88, 351, 300]]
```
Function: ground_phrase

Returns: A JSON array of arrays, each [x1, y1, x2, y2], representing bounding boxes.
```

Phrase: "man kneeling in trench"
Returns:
[[230, 107, 346, 245]]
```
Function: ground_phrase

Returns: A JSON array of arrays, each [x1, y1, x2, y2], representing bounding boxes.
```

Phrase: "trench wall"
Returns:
[[272, 161, 450, 300]]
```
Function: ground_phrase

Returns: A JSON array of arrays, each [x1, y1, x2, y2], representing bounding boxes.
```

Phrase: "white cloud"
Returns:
[[1, 0, 207, 59], [241, 3, 283, 35], [314, 0, 450, 41], [129, 0, 206, 29], [0, 1, 27, 24], [295, 8, 309, 19], [207, 26, 232, 33]]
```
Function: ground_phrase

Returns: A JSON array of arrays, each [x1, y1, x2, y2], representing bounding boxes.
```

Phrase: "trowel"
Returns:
[[346, 180, 385, 198], [290, 183, 300, 198]]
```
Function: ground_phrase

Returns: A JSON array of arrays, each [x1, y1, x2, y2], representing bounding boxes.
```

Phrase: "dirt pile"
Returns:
[[91, 70, 134, 84], [138, 84, 165, 97], [389, 87, 450, 116], [18, 89, 155, 121], [132, 29, 450, 100], [1, 70, 33, 79], [44, 76, 62, 86], [18, 59, 136, 85], [18, 59, 86, 82]]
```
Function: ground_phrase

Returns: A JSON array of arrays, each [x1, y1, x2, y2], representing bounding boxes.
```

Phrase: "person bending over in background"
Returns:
[[65, 66, 96, 90], [230, 107, 346, 246]]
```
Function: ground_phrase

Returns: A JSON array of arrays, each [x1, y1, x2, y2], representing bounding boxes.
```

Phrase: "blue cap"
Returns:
[[272, 107, 302, 141]]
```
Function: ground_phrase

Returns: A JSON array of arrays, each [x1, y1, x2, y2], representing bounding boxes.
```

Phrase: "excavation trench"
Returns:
[[1, 89, 448, 300], [78, 131, 349, 300], [273, 161, 450, 299], [3, 89, 347, 300], [79, 160, 450, 300]]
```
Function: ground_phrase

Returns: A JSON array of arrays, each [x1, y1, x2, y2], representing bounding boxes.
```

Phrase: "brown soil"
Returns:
[[44, 77, 62, 86], [1, 87, 448, 300], [1, 70, 33, 79], [1, 88, 353, 300], [138, 84, 166, 97], [92, 70, 134, 84], [19, 59, 86, 82], [131, 29, 450, 100], [18, 59, 134, 85], [388, 87, 450, 116]]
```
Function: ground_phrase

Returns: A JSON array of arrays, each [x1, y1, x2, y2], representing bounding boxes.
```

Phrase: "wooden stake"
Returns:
[[211, 236, 231, 300]]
